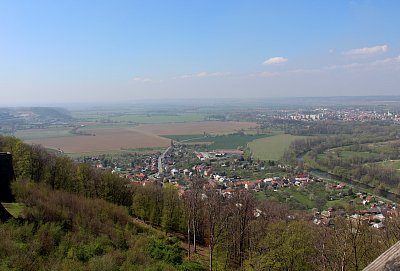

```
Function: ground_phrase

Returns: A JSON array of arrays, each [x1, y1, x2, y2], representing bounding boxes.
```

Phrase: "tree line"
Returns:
[[0, 135, 132, 206]]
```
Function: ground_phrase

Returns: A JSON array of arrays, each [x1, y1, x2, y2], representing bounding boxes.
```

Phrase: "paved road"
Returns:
[[158, 146, 172, 175]]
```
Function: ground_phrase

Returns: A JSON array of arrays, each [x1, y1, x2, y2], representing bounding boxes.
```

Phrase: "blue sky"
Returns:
[[1, 0, 399, 104]]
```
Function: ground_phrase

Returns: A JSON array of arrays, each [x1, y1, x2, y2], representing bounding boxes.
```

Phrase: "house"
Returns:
[[183, 169, 190, 176], [372, 222, 384, 229], [222, 188, 236, 197]]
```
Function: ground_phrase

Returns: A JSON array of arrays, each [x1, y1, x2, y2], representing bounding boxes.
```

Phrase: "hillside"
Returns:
[[0, 135, 206, 271], [1, 135, 400, 270]]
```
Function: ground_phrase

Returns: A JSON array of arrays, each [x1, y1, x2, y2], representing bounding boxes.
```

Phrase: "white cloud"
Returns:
[[179, 71, 231, 79], [371, 58, 392, 66], [371, 55, 400, 66], [258, 71, 280, 77], [326, 63, 362, 70], [263, 57, 288, 65], [345, 45, 388, 56], [325, 55, 400, 71], [132, 77, 151, 82], [289, 68, 323, 74]]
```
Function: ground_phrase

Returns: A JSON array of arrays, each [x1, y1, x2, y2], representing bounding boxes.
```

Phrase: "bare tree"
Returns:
[[229, 190, 256, 268], [203, 188, 228, 271], [184, 177, 206, 258]]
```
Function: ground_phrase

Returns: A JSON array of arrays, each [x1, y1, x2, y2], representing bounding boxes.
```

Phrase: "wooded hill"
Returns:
[[1, 134, 400, 270]]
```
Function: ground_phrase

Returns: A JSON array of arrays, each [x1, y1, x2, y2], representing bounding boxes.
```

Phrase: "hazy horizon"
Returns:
[[2, 95, 400, 109], [1, 1, 399, 105]]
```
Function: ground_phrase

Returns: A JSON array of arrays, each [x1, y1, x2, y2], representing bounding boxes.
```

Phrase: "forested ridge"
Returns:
[[1, 134, 400, 270]]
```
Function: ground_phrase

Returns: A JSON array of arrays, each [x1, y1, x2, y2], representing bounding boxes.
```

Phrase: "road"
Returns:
[[158, 146, 172, 175]]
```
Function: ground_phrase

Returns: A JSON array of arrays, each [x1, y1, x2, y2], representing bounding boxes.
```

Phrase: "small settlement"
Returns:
[[78, 141, 397, 229]]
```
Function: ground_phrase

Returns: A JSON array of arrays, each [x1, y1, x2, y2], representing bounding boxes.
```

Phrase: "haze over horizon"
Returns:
[[1, 1, 400, 105]]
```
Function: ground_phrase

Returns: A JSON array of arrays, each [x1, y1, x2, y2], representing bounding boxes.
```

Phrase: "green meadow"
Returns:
[[248, 134, 308, 161]]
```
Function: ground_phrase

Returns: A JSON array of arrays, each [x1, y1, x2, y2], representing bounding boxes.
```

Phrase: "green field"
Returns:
[[338, 150, 378, 160], [165, 134, 269, 150], [72, 112, 206, 124], [162, 134, 209, 142], [248, 134, 308, 161], [109, 113, 206, 123], [319, 145, 388, 163], [14, 128, 74, 140]]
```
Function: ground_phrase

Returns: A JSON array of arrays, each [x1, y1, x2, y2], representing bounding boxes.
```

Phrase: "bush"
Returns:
[[147, 236, 184, 265], [178, 261, 207, 271]]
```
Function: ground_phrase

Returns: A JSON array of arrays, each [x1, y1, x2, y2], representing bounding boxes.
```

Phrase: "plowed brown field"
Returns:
[[26, 121, 257, 153]]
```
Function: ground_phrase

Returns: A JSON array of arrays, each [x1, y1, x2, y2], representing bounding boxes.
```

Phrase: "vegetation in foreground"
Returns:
[[2, 134, 400, 270], [1, 182, 199, 271]]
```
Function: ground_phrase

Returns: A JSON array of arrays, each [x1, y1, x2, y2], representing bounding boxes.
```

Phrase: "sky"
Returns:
[[1, 0, 400, 105]]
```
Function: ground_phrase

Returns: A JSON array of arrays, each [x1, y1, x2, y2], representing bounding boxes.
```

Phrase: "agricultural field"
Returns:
[[14, 128, 74, 140], [133, 121, 257, 135], [163, 131, 269, 150], [197, 134, 268, 151], [72, 111, 207, 124], [248, 134, 308, 161], [108, 113, 206, 123], [22, 121, 258, 154], [25, 127, 171, 153], [162, 134, 207, 142]]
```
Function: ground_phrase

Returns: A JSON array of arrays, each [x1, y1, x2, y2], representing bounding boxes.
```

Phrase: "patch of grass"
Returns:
[[248, 134, 309, 161], [325, 198, 350, 209], [2, 202, 24, 218], [338, 150, 376, 160], [288, 191, 315, 209]]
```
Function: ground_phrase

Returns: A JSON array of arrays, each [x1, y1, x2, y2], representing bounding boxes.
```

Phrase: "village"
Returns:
[[76, 140, 398, 230]]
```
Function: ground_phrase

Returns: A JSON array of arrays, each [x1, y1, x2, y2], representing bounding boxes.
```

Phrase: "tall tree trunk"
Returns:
[[193, 217, 197, 253], [209, 243, 213, 271], [187, 218, 191, 259]]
